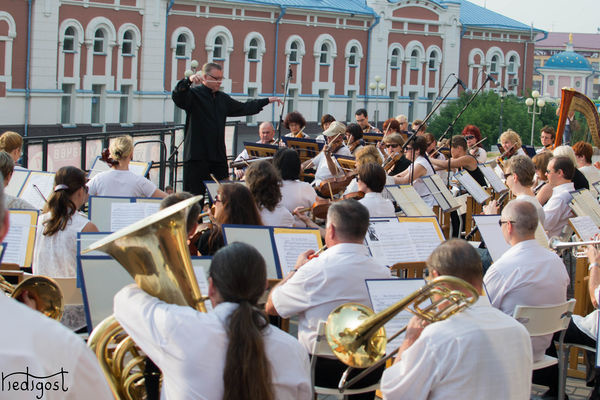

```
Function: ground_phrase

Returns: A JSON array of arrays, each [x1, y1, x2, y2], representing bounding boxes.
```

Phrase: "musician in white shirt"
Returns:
[[266, 200, 391, 397], [381, 239, 532, 400], [484, 200, 569, 363], [302, 121, 351, 187], [393, 136, 436, 207], [233, 122, 276, 179], [245, 160, 294, 227], [114, 242, 312, 400], [357, 163, 395, 218], [543, 156, 575, 238]]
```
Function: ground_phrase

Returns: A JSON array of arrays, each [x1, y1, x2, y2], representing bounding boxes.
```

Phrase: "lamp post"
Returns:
[[525, 90, 545, 146], [369, 75, 386, 129]]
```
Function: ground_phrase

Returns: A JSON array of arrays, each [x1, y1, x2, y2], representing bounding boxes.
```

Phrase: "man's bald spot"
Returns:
[[259, 122, 274, 131]]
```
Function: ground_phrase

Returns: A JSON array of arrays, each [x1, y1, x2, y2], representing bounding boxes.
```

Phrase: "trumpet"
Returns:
[[326, 276, 478, 390], [548, 237, 600, 258]]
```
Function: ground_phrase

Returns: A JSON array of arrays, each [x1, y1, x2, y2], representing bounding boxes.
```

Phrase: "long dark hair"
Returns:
[[43, 166, 86, 236], [273, 148, 300, 181], [206, 184, 263, 253], [245, 161, 282, 212], [209, 242, 274, 400]]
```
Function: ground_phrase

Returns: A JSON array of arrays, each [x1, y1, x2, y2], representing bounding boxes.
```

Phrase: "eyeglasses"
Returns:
[[385, 144, 400, 148], [405, 147, 414, 151], [465, 135, 475, 140], [498, 220, 515, 227], [205, 72, 223, 82], [504, 172, 513, 179]]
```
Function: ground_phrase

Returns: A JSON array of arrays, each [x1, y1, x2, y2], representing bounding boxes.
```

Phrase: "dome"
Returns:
[[541, 51, 593, 71]]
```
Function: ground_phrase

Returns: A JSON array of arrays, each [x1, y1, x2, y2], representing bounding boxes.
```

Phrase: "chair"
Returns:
[[310, 321, 380, 399], [513, 299, 576, 400], [556, 325, 597, 400]]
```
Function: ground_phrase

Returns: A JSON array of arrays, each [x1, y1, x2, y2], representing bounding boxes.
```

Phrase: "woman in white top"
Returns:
[[496, 129, 526, 179], [573, 141, 600, 195], [87, 135, 166, 198], [393, 136, 436, 207], [357, 163, 395, 217], [283, 111, 310, 138], [33, 166, 98, 278], [114, 242, 312, 400], [273, 148, 317, 227], [246, 161, 294, 227]]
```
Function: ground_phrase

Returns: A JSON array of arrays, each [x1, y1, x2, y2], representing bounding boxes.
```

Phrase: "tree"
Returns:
[[427, 91, 558, 150]]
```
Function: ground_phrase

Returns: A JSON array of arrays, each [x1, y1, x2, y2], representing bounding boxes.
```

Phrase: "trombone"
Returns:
[[325, 276, 479, 391], [548, 236, 600, 258]]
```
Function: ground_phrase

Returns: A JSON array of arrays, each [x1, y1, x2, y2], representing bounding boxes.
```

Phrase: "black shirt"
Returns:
[[573, 168, 590, 190], [387, 155, 412, 176], [172, 79, 270, 163]]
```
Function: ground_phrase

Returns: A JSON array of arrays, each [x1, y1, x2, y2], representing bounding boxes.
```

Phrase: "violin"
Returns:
[[317, 171, 357, 199], [382, 152, 401, 175], [294, 126, 306, 138], [296, 191, 364, 220], [348, 140, 362, 154], [101, 148, 119, 167], [496, 143, 517, 170], [189, 206, 216, 255]]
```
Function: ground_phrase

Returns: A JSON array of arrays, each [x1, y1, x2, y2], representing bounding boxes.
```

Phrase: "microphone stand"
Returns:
[[276, 67, 293, 143]]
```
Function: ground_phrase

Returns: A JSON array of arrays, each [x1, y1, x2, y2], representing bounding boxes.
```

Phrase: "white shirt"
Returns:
[[381, 297, 532, 400], [411, 156, 436, 207], [484, 239, 569, 361], [259, 203, 295, 227], [87, 169, 157, 198], [470, 147, 488, 163], [543, 182, 575, 238], [0, 295, 112, 400], [271, 243, 391, 353], [280, 180, 317, 227], [515, 194, 546, 227], [33, 212, 90, 278], [114, 286, 312, 400], [311, 146, 352, 186], [359, 192, 395, 218]]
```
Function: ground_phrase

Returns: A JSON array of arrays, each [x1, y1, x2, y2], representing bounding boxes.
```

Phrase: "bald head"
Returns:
[[258, 122, 275, 144], [501, 200, 538, 239]]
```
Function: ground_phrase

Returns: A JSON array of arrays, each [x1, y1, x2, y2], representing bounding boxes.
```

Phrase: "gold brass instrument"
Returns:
[[326, 276, 479, 391], [554, 88, 600, 149], [0, 274, 63, 320], [548, 236, 600, 258], [86, 195, 207, 399]]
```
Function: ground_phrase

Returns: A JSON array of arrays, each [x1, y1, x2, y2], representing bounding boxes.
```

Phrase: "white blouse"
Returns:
[[87, 169, 157, 198]]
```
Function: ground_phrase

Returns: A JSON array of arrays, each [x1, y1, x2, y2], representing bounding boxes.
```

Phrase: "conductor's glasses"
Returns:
[[206, 73, 223, 82]]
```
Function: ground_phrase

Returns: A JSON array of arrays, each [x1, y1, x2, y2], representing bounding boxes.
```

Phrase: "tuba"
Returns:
[[0, 274, 63, 320], [86, 195, 207, 399], [554, 87, 600, 149]]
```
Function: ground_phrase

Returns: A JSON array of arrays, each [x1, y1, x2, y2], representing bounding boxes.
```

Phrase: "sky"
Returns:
[[467, 0, 600, 34]]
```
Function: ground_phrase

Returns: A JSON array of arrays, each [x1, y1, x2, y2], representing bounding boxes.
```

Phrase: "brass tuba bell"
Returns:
[[86, 195, 207, 399], [0, 274, 64, 320]]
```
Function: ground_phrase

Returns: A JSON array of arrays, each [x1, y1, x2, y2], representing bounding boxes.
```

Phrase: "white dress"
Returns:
[[33, 212, 90, 278], [87, 169, 157, 197]]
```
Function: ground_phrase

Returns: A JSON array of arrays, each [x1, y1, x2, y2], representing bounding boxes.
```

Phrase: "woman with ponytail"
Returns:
[[114, 242, 311, 399], [87, 135, 166, 198], [32, 166, 98, 278]]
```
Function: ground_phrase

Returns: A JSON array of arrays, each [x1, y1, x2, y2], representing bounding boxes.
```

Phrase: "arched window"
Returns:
[[319, 43, 330, 64], [508, 55, 516, 73], [348, 46, 358, 67], [428, 51, 438, 69], [64, 27, 75, 51], [213, 36, 224, 59], [122, 30, 133, 55], [175, 34, 187, 57], [93, 29, 105, 54], [410, 50, 418, 69], [390, 48, 400, 68], [490, 55, 499, 73], [248, 38, 258, 61], [290, 41, 299, 62]]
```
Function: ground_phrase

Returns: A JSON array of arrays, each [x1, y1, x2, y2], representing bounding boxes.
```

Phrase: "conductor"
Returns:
[[172, 62, 282, 195]]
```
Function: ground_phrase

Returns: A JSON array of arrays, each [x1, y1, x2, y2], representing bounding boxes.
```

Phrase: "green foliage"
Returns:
[[427, 91, 559, 150]]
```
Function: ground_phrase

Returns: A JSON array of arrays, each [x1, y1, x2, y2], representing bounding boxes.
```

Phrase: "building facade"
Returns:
[[1, 0, 541, 136]]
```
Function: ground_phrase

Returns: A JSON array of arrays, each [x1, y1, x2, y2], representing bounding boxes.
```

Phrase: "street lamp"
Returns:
[[369, 75, 386, 128], [526, 90, 545, 146]]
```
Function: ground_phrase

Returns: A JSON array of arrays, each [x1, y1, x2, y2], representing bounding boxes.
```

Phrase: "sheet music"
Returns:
[[129, 162, 151, 176], [386, 185, 434, 217], [422, 176, 450, 211], [366, 279, 426, 353], [472, 215, 510, 262], [273, 231, 321, 276], [110, 202, 161, 232], [5, 212, 37, 266], [222, 226, 280, 279], [365, 218, 443, 265], [570, 190, 600, 226], [88, 157, 150, 179], [479, 164, 508, 193], [456, 194, 469, 215], [570, 216, 600, 241], [6, 169, 29, 197], [454, 171, 490, 204], [19, 172, 55, 210], [193, 265, 213, 312]]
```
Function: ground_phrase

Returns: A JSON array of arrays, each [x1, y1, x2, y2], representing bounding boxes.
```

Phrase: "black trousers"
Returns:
[[183, 159, 228, 197], [313, 356, 385, 400], [533, 319, 598, 394]]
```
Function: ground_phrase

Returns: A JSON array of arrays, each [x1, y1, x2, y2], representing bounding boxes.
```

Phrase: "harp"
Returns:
[[554, 88, 600, 149]]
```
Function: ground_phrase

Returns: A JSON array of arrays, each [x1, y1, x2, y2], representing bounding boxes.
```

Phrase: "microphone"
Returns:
[[454, 75, 467, 91], [487, 72, 500, 86], [287, 66, 293, 79]]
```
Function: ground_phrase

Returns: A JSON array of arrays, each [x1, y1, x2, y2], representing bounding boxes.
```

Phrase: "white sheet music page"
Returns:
[[422, 176, 450, 212], [193, 266, 213, 312], [366, 279, 426, 353], [430, 175, 461, 210], [404, 222, 443, 260], [110, 202, 161, 232], [570, 216, 600, 241], [386, 185, 434, 216], [5, 212, 36, 266], [273, 231, 321, 276], [455, 171, 490, 204], [19, 172, 55, 210], [472, 215, 510, 262], [479, 164, 508, 193]]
